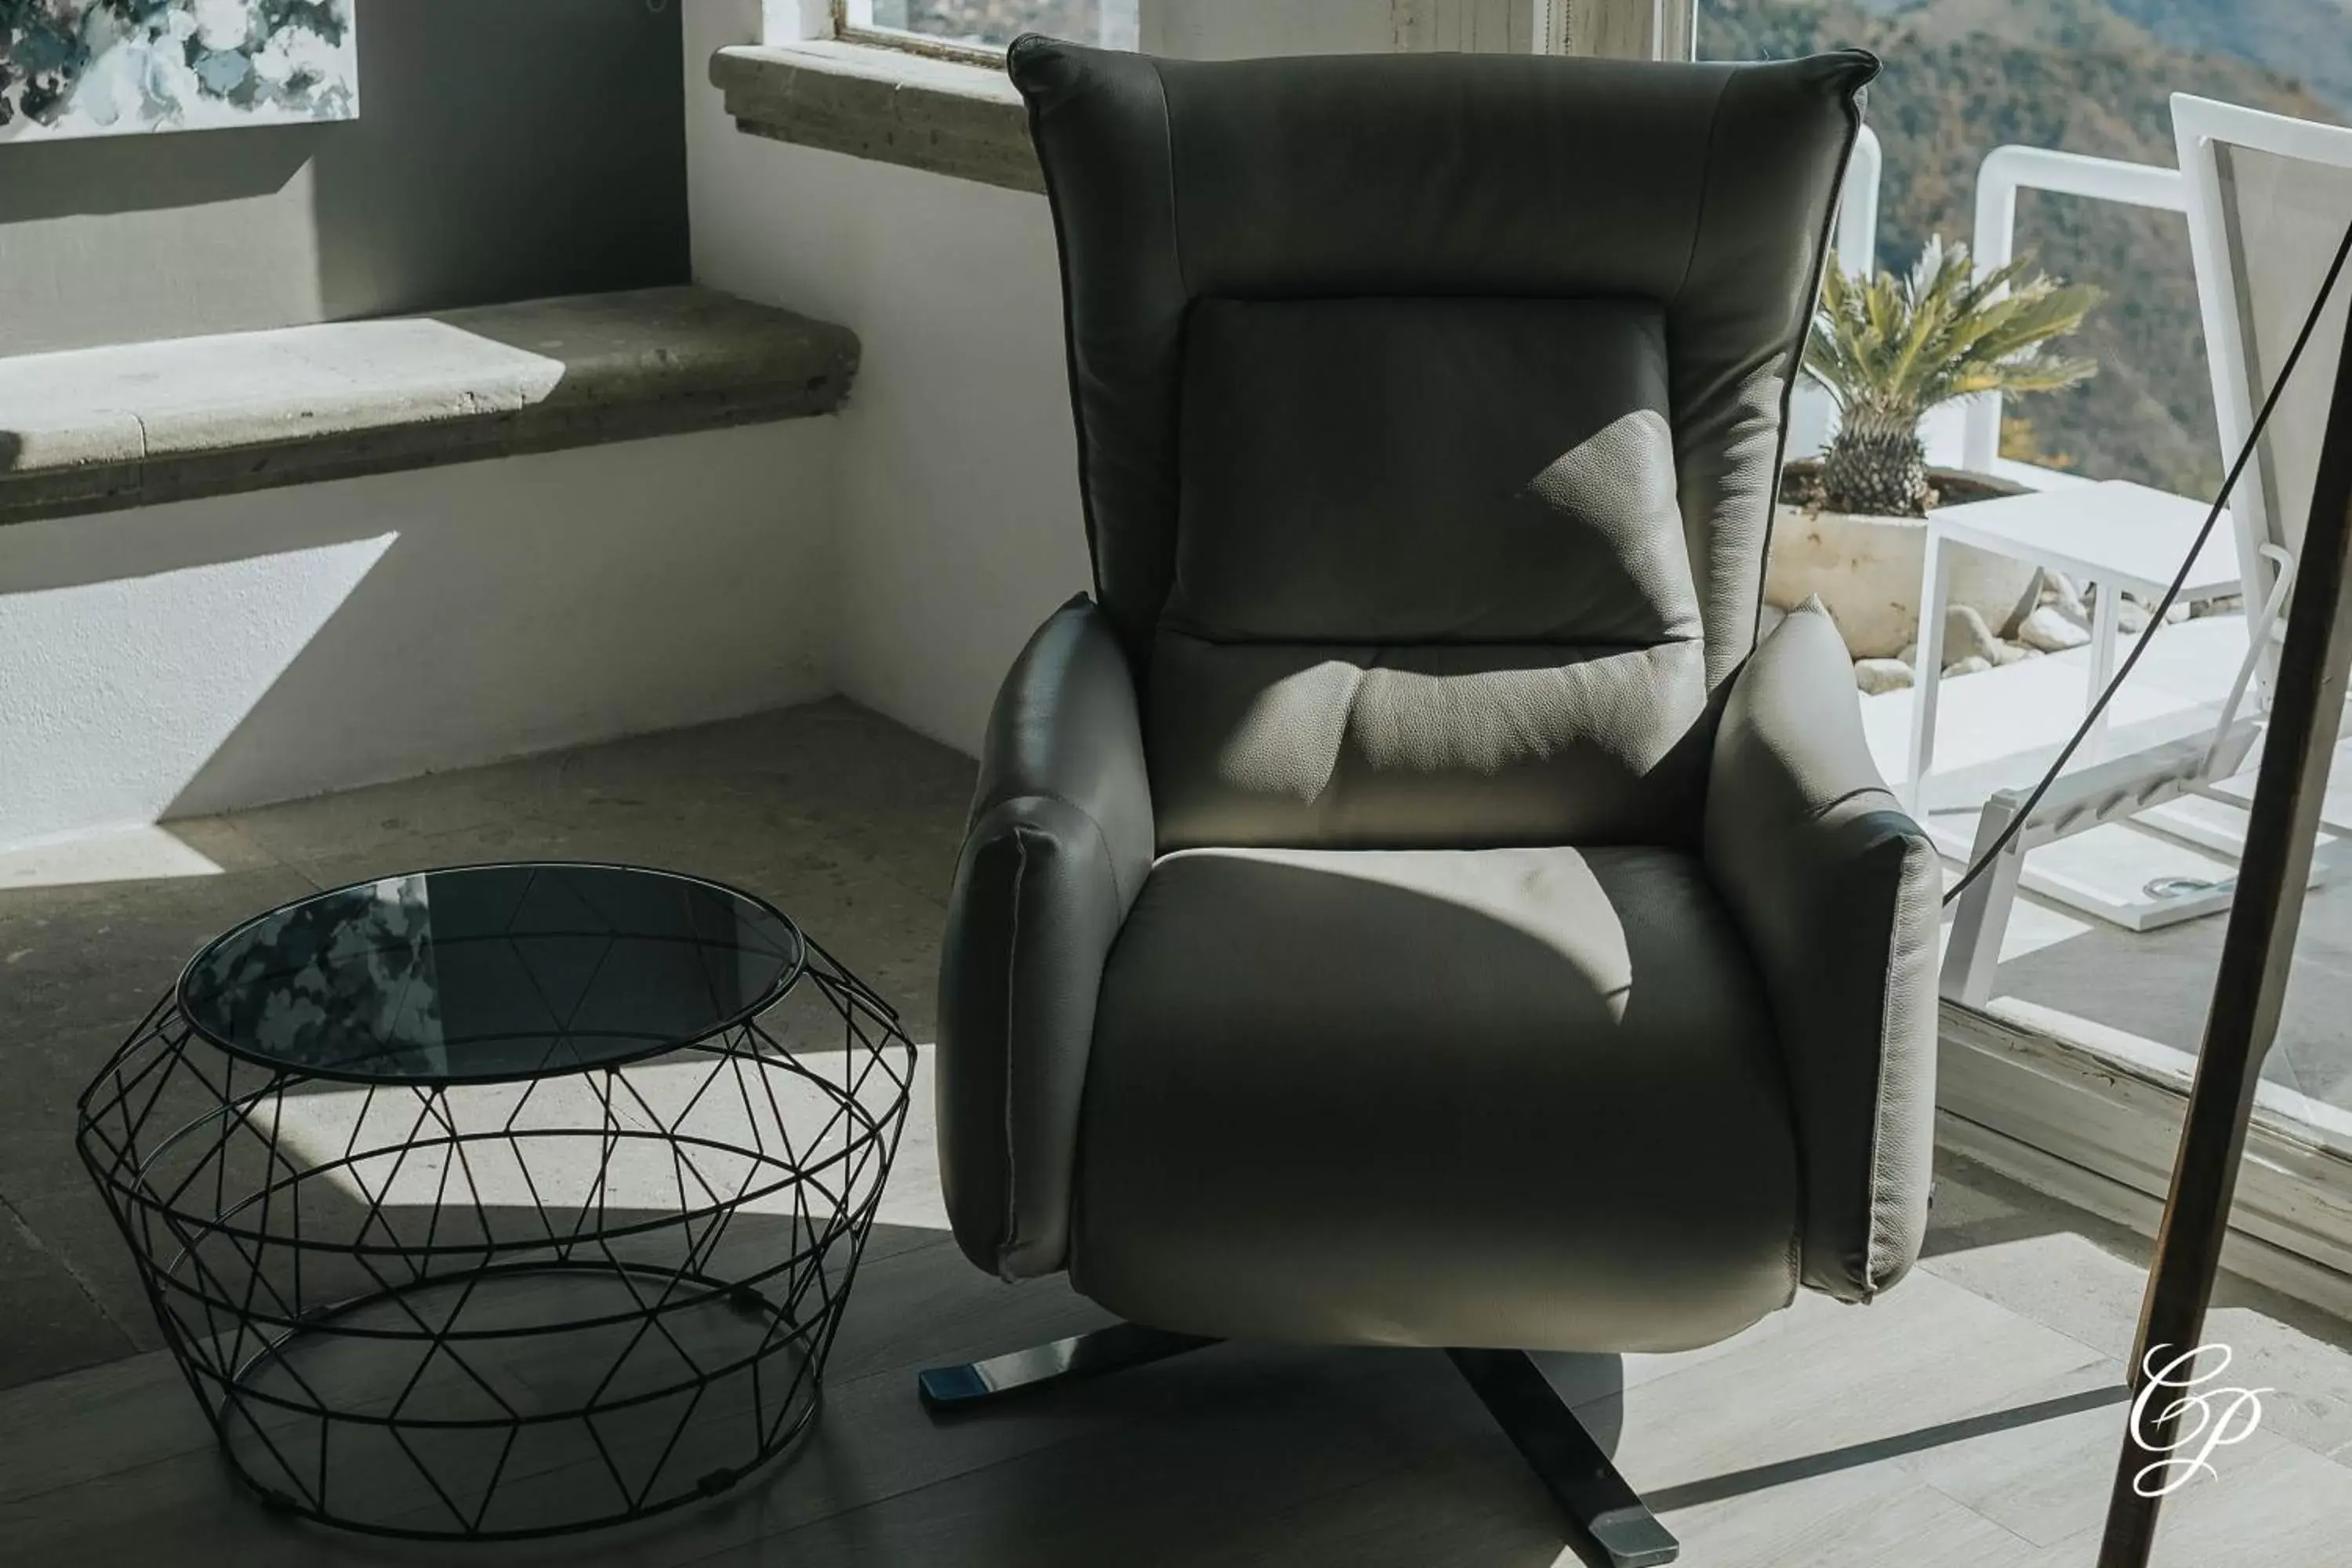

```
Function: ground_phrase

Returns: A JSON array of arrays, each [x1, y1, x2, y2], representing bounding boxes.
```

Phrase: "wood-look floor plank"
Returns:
[[684, 1345, 1492, 1568], [1706, 1473, 2044, 1568], [2066, 1433, 2352, 1568], [1595, 1272, 2111, 1501], [1164, 1426, 1598, 1568], [0, 1232, 1120, 1564], [1897, 1361, 2208, 1551]]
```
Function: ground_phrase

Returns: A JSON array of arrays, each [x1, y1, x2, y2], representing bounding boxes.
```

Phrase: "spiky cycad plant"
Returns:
[[1805, 237, 2103, 517]]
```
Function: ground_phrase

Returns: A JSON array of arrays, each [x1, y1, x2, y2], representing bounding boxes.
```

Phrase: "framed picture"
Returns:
[[0, 2, 358, 143]]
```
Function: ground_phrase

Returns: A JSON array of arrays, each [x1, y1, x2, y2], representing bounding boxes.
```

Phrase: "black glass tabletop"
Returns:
[[177, 863, 804, 1083]]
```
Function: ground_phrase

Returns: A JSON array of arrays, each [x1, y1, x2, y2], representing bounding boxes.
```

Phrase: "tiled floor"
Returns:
[[5, 699, 2352, 1566]]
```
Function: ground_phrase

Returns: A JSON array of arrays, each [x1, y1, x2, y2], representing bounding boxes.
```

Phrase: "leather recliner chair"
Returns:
[[920, 38, 1936, 1568]]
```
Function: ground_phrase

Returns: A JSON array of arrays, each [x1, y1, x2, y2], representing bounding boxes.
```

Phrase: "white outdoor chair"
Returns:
[[1940, 96, 2352, 1006]]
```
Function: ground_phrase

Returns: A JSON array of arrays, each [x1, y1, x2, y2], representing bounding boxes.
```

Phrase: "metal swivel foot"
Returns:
[[1450, 1347, 1679, 1568], [916, 1321, 1219, 1410]]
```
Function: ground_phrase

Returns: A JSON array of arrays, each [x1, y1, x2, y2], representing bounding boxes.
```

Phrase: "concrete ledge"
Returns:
[[712, 40, 1039, 193], [0, 286, 860, 527]]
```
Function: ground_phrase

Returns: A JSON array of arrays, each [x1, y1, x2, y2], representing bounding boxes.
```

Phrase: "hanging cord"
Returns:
[[1939, 213, 2352, 909]]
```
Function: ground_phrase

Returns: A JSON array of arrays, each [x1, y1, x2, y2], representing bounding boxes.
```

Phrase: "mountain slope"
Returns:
[[2104, 0, 2352, 113]]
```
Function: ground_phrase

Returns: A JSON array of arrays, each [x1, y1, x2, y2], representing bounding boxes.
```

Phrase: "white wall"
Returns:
[[0, 422, 838, 847], [689, 2, 1087, 758]]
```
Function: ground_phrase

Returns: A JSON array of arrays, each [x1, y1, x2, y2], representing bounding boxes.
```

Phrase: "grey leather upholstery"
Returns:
[[1154, 295, 1711, 848], [1706, 600, 1942, 1300], [1079, 844, 1801, 1350], [936, 39, 1936, 1348], [937, 595, 1152, 1279]]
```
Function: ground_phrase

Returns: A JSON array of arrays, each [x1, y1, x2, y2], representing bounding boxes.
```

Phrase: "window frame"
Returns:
[[829, 0, 1067, 67]]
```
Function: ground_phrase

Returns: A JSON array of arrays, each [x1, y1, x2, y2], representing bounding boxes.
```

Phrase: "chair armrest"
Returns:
[[937, 594, 1155, 1280], [1704, 601, 1941, 1302]]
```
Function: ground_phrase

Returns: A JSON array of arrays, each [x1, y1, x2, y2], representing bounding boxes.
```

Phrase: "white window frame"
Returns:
[[816, 1, 1696, 64], [829, 0, 1131, 66]]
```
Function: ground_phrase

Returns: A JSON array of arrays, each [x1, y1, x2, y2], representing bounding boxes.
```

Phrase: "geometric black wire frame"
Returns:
[[74, 936, 913, 1540]]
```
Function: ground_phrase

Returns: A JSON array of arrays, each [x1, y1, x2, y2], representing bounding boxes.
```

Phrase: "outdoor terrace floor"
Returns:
[[1862, 611, 2352, 1123]]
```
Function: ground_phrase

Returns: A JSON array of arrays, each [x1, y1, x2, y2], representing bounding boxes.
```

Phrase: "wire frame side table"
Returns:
[[74, 862, 914, 1541]]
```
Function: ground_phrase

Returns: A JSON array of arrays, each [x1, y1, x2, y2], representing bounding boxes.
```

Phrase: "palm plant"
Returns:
[[1804, 237, 2103, 517]]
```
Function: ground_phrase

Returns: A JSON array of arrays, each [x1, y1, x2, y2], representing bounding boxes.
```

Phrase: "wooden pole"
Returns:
[[2096, 308, 2352, 1566]]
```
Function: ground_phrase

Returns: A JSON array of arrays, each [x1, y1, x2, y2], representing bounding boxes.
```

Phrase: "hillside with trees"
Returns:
[[1700, 0, 2345, 493]]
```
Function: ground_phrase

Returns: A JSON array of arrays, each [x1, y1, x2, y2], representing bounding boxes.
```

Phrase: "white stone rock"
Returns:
[[1758, 601, 1787, 642], [1943, 654, 1992, 677], [1854, 658, 1914, 695], [1943, 604, 2002, 665], [2019, 604, 2092, 652], [1991, 639, 2035, 666], [2042, 571, 2090, 626], [2118, 597, 2149, 634]]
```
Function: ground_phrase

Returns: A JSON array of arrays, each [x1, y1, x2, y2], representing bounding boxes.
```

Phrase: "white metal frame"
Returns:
[[1958, 146, 2189, 477], [1917, 492, 2268, 1007], [2174, 94, 2352, 655], [1783, 126, 1882, 462], [1836, 125, 1881, 278]]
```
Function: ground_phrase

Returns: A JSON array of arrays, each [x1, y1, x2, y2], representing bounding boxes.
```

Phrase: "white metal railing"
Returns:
[[1837, 124, 1882, 278], [1788, 127, 1883, 460], [1961, 145, 2188, 475]]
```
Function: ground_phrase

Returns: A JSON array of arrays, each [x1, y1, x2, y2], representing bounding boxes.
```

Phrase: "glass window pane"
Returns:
[[864, 1, 1139, 51]]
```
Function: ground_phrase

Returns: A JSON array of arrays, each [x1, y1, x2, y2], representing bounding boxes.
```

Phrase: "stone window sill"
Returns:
[[0, 288, 858, 527], [710, 40, 1039, 194]]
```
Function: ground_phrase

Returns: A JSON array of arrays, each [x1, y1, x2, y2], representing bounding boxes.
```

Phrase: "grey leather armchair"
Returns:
[[920, 39, 1937, 1567]]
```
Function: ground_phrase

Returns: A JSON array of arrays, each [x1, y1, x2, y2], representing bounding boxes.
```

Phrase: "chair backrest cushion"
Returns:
[[1013, 42, 1873, 849]]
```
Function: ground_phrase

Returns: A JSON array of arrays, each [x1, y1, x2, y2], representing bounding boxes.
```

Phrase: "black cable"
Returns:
[[1939, 212, 2352, 909]]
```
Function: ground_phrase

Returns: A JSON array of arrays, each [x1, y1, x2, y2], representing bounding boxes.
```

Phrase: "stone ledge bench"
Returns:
[[0, 285, 860, 528]]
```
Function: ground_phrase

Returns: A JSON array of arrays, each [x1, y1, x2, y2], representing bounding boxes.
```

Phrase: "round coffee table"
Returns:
[[74, 862, 914, 1540]]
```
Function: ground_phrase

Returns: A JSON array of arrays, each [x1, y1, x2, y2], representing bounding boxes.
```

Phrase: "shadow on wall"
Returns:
[[0, 0, 689, 357], [0, 121, 317, 223], [307, 0, 690, 325]]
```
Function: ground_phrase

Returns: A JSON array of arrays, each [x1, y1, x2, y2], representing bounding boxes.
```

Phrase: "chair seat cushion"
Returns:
[[1075, 844, 1801, 1352]]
